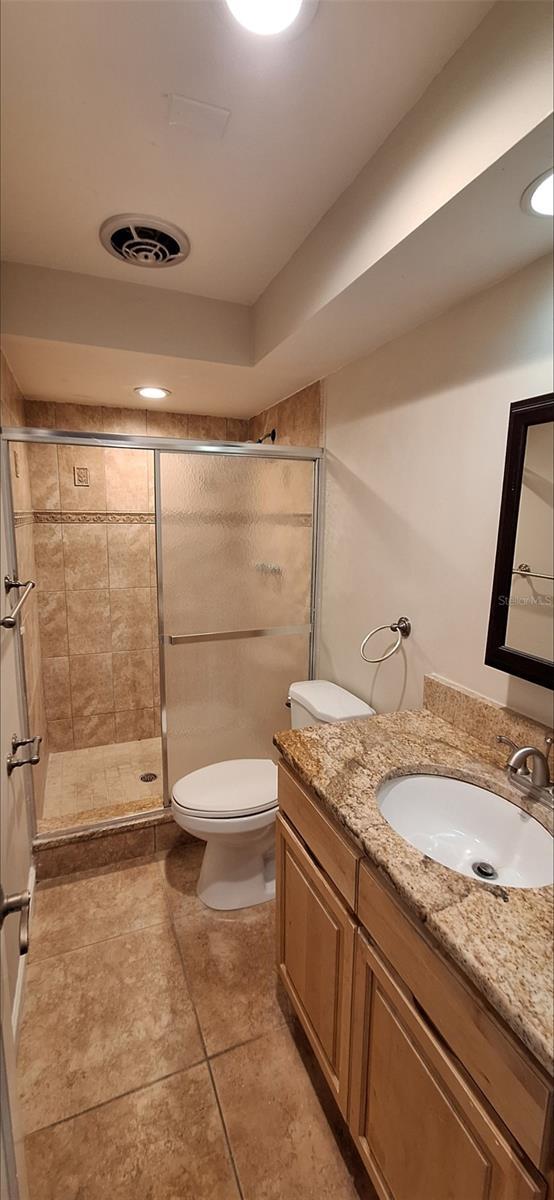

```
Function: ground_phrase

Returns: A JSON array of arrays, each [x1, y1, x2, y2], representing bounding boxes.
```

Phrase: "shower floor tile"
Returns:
[[39, 736, 163, 832]]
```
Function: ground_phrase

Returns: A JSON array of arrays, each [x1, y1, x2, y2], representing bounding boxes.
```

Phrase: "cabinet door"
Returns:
[[349, 932, 545, 1200], [275, 814, 356, 1117]]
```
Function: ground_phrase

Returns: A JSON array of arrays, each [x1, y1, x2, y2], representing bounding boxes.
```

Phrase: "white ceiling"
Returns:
[[1, 0, 491, 304], [1, 0, 552, 417], [4, 114, 552, 417]]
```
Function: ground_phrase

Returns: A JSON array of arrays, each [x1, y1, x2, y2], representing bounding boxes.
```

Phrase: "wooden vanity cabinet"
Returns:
[[275, 813, 355, 1117], [349, 931, 545, 1200], [276, 762, 553, 1200]]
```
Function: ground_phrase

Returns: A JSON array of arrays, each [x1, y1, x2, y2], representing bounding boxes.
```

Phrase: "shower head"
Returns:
[[256, 429, 277, 444]]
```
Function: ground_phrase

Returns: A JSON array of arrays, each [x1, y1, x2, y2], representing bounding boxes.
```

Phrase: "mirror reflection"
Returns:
[[505, 421, 554, 659]]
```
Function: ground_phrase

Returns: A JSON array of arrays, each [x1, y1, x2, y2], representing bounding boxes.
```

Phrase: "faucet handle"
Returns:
[[544, 736, 553, 765], [496, 736, 531, 777], [497, 735, 517, 750]]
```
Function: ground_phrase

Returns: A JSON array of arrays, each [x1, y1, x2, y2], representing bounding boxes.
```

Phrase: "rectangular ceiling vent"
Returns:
[[167, 94, 231, 140]]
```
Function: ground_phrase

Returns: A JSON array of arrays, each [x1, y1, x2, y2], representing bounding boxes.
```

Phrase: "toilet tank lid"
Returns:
[[289, 680, 375, 722]]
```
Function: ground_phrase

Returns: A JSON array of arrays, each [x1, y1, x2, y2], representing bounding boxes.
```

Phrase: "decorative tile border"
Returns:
[[32, 509, 310, 526], [34, 511, 155, 524], [13, 511, 34, 527]]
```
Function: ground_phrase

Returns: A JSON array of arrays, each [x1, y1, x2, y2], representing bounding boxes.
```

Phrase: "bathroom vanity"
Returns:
[[274, 691, 554, 1200]]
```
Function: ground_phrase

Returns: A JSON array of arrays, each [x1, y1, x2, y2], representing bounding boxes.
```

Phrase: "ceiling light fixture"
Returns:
[[224, 0, 303, 35], [521, 169, 554, 217], [135, 386, 171, 401]]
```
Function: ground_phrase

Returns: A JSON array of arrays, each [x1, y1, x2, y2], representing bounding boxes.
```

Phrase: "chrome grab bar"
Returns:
[[360, 616, 411, 664], [1, 575, 36, 628], [169, 623, 312, 645]]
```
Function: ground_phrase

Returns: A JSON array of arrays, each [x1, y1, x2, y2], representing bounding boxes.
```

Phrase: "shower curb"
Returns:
[[33, 810, 199, 881]]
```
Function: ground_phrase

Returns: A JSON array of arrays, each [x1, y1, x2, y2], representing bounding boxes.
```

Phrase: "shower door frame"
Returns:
[[1, 428, 324, 824]]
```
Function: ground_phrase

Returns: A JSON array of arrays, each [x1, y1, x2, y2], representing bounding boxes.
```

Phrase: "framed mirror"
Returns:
[[485, 393, 553, 689]]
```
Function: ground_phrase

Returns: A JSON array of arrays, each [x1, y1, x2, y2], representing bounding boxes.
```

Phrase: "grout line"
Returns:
[[168, 901, 245, 1200], [27, 917, 173, 966], [167, 915, 208, 1059], [206, 1058, 245, 1200], [206, 1024, 286, 1065], [25, 1060, 207, 1138]]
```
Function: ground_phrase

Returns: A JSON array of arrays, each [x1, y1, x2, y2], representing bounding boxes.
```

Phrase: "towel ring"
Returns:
[[360, 616, 411, 664]]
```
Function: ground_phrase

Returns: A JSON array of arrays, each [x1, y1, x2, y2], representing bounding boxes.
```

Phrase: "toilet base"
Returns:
[[197, 825, 276, 910], [172, 796, 278, 912]]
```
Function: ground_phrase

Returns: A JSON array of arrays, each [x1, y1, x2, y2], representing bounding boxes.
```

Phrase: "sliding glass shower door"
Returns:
[[156, 449, 318, 798]]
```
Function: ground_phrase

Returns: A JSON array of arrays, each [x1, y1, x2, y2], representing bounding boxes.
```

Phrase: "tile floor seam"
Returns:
[[24, 1058, 209, 1137], [205, 1023, 289, 1065], [206, 1057, 246, 1200], [26, 916, 174, 965], [168, 912, 209, 1059], [167, 909, 245, 1199], [167, 928, 292, 1062]]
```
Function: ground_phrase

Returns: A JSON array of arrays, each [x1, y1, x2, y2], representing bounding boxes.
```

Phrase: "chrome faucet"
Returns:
[[497, 735, 553, 799]]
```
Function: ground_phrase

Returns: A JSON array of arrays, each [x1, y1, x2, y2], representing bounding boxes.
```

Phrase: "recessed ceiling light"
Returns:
[[521, 169, 554, 217], [135, 386, 171, 401], [224, 0, 303, 35]]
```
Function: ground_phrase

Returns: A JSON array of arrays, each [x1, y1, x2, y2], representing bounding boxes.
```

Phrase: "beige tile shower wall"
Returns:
[[247, 382, 323, 446], [30, 444, 160, 751], [21, 398, 249, 442], [20, 389, 324, 447], [1, 352, 49, 819]]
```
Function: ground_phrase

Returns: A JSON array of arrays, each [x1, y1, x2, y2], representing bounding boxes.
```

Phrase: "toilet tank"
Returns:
[[288, 680, 375, 729]]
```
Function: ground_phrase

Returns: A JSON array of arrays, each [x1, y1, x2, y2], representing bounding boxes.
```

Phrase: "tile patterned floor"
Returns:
[[19, 842, 375, 1200], [39, 737, 163, 832]]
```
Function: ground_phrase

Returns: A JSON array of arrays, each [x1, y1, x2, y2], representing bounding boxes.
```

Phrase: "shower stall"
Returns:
[[1, 428, 322, 840]]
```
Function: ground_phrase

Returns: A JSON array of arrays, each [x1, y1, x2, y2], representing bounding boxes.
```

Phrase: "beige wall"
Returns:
[[319, 255, 554, 727]]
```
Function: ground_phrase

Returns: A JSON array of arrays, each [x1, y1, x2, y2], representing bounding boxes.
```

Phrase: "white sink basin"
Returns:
[[377, 774, 553, 889]]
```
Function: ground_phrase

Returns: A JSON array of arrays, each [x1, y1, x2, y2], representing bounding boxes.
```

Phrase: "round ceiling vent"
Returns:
[[99, 214, 191, 268]]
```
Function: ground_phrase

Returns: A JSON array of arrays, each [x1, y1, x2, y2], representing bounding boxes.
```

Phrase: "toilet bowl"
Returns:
[[172, 758, 278, 910], [171, 680, 375, 911]]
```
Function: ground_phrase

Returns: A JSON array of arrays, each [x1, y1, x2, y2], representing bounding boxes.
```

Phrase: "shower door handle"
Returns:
[[168, 624, 312, 645], [0, 886, 31, 954], [6, 733, 42, 775]]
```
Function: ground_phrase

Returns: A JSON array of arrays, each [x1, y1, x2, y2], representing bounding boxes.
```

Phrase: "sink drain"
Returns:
[[472, 861, 498, 881], [140, 772, 157, 783]]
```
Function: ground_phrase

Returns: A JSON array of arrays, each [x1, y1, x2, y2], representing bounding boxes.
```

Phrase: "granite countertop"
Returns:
[[274, 708, 554, 1075]]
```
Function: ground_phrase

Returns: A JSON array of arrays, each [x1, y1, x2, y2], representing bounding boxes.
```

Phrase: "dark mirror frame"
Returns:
[[485, 392, 554, 690]]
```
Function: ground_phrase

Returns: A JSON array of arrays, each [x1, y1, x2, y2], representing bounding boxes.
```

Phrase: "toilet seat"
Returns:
[[172, 758, 278, 820]]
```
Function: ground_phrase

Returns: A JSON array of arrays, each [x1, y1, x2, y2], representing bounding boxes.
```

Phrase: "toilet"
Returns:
[[171, 680, 375, 910]]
